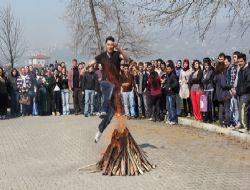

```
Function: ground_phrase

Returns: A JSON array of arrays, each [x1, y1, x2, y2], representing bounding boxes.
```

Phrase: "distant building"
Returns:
[[28, 54, 50, 67]]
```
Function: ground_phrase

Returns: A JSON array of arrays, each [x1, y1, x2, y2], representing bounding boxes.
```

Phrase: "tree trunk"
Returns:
[[89, 0, 103, 53]]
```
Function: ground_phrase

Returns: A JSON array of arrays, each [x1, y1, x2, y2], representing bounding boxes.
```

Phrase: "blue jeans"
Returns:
[[84, 89, 95, 115], [137, 92, 148, 117], [61, 89, 70, 115], [166, 95, 177, 122], [99, 80, 114, 113], [93, 92, 102, 113], [230, 96, 240, 125], [122, 91, 135, 117], [98, 105, 114, 133]]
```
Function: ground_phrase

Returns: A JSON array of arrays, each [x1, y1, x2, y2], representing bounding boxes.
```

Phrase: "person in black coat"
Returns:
[[9, 68, 20, 117], [189, 60, 203, 121], [49, 69, 62, 116], [213, 62, 233, 127], [236, 53, 250, 133], [0, 67, 10, 119], [81, 65, 99, 117], [135, 62, 149, 118], [202, 58, 215, 123]]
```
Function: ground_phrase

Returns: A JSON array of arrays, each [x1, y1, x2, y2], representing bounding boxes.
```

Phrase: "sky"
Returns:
[[0, 0, 250, 65]]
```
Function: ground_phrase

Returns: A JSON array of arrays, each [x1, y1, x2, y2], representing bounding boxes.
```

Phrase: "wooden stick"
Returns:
[[102, 147, 114, 175], [78, 163, 97, 171]]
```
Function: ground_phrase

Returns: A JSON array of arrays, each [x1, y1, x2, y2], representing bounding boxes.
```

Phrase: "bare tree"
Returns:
[[65, 0, 151, 58], [0, 5, 25, 68], [127, 0, 250, 41]]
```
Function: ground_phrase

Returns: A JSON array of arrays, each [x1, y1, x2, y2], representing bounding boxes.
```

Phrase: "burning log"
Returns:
[[96, 128, 156, 176]]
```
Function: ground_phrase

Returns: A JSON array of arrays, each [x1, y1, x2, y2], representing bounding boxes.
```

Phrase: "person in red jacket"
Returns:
[[148, 70, 162, 122]]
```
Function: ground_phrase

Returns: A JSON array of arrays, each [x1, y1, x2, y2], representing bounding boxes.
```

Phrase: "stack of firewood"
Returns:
[[96, 128, 156, 176]]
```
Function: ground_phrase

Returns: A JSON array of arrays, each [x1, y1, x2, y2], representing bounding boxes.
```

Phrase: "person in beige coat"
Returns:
[[179, 59, 193, 117]]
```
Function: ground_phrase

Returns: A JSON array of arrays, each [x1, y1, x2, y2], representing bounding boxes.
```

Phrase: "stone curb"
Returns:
[[178, 117, 250, 143]]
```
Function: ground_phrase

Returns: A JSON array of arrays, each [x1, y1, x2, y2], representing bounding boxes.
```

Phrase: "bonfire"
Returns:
[[96, 127, 156, 176]]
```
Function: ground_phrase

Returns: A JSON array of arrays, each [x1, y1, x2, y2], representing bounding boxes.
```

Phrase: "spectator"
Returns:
[[81, 65, 99, 117], [60, 67, 70, 115], [148, 70, 162, 122], [230, 51, 241, 127], [68, 59, 83, 115], [9, 68, 20, 117], [164, 61, 178, 125], [236, 53, 250, 133], [17, 67, 32, 116], [0, 67, 9, 119], [146, 62, 154, 120], [179, 58, 192, 117], [135, 62, 149, 119], [214, 62, 233, 127], [175, 60, 182, 116], [36, 69, 50, 116], [28, 65, 36, 115], [121, 64, 136, 119], [49, 69, 61, 116], [189, 60, 203, 121], [202, 57, 215, 123]]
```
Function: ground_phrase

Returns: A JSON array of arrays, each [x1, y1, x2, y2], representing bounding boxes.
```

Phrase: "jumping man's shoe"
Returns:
[[99, 112, 107, 119], [94, 131, 102, 143]]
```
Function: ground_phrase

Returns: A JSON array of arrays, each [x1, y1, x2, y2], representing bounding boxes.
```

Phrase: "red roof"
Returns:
[[31, 54, 50, 59]]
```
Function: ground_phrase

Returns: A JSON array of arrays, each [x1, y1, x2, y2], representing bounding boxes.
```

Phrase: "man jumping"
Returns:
[[85, 36, 129, 143]]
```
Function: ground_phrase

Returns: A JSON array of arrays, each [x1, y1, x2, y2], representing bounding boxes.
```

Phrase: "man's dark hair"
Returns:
[[225, 55, 231, 63], [138, 62, 144, 67], [160, 62, 166, 67], [233, 51, 241, 57], [146, 62, 152, 67], [218, 52, 225, 58], [105, 36, 115, 43], [238, 53, 246, 62], [72, 59, 77, 63]]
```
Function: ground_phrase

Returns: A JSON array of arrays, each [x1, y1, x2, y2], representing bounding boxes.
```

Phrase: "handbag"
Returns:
[[19, 94, 31, 105], [200, 94, 208, 112]]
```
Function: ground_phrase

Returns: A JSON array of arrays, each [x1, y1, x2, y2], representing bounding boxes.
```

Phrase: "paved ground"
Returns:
[[0, 115, 250, 190]]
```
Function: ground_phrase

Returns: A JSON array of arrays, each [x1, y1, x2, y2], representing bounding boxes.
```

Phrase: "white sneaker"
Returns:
[[169, 121, 177, 125], [94, 131, 102, 143], [148, 118, 153, 121], [165, 120, 170, 124], [238, 128, 248, 133]]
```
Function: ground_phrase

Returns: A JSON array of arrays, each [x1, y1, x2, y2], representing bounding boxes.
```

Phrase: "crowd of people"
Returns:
[[0, 51, 249, 133]]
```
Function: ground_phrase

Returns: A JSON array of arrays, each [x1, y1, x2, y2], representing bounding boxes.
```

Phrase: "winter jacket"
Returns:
[[68, 66, 81, 89], [135, 72, 149, 93], [164, 72, 179, 96], [189, 70, 203, 90], [148, 76, 162, 96], [81, 71, 99, 91], [213, 73, 232, 102], [49, 76, 62, 91], [0, 77, 9, 94], [236, 64, 250, 96], [179, 69, 191, 99], [8, 75, 18, 92], [202, 69, 214, 90], [17, 75, 31, 93]]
